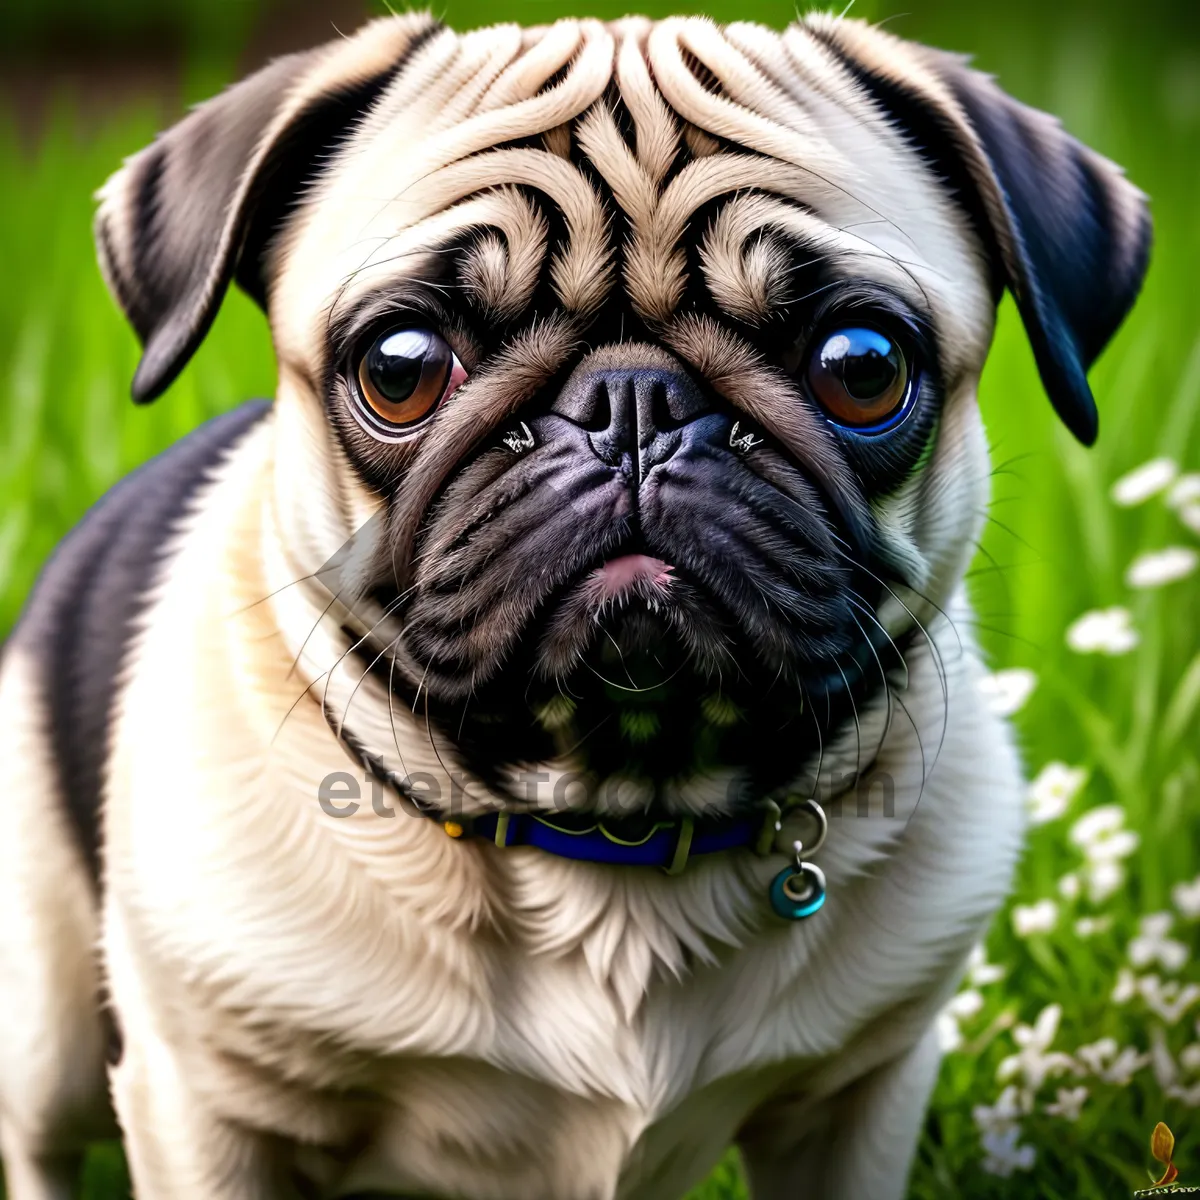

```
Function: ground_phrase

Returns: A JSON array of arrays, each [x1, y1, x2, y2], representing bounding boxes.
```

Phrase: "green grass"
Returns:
[[2, 2, 1200, 1196]]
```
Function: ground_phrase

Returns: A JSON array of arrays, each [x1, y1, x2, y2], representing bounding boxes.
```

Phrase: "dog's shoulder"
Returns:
[[5, 399, 273, 880]]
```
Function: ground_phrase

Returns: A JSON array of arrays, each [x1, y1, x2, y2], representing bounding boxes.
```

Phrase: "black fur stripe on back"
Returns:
[[9, 399, 272, 885]]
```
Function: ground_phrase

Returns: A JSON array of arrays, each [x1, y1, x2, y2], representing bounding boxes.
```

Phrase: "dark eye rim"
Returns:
[[348, 323, 459, 442], [799, 316, 923, 438]]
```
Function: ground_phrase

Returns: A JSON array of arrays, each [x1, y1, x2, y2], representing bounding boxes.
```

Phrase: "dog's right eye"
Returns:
[[353, 327, 466, 438]]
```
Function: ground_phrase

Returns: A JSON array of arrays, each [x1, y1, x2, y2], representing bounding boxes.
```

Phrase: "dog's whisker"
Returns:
[[410, 660, 432, 717], [841, 568, 953, 771], [848, 608, 898, 765], [833, 658, 864, 784], [336, 632, 403, 740], [318, 593, 408, 729], [979, 510, 1040, 555], [232, 567, 326, 616], [287, 585, 349, 683], [888, 686, 930, 822], [422, 688, 473, 811], [846, 595, 910, 692], [271, 671, 329, 747], [386, 637, 412, 783]]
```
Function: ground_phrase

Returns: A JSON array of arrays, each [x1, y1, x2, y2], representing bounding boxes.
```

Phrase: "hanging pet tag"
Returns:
[[770, 857, 827, 920], [767, 797, 829, 921]]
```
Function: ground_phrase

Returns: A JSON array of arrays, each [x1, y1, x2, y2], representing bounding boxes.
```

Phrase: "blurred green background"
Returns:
[[2, 0, 1200, 1197]]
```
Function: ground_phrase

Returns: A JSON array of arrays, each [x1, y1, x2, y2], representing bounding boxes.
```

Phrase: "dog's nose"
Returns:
[[551, 363, 710, 480]]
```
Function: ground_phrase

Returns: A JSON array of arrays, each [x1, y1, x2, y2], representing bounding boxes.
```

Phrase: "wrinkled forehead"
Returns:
[[274, 16, 994, 376]]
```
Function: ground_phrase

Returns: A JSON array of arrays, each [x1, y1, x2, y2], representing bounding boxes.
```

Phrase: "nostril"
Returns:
[[639, 373, 709, 435], [649, 379, 681, 433], [581, 378, 613, 434], [550, 371, 616, 431]]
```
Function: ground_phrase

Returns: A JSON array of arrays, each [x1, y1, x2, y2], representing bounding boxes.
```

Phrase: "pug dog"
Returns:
[[0, 12, 1148, 1200]]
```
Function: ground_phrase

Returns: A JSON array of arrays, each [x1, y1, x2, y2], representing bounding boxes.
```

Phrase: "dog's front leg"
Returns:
[[105, 908, 298, 1200], [0, 1122, 80, 1200], [110, 1034, 295, 1200], [739, 1023, 942, 1200], [110, 1032, 295, 1200]]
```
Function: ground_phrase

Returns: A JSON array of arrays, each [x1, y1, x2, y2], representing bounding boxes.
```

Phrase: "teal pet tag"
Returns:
[[765, 798, 828, 921], [769, 861, 827, 920]]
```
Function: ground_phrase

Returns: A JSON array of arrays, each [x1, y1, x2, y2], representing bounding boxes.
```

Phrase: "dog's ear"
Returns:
[[95, 14, 441, 403], [808, 17, 1151, 445]]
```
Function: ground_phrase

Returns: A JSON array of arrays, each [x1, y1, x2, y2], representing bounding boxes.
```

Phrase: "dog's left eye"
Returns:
[[805, 326, 911, 431], [353, 327, 466, 437]]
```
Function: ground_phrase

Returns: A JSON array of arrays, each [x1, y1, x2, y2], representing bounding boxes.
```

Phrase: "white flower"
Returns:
[[1126, 545, 1199, 588], [966, 943, 1006, 986], [1070, 805, 1140, 902], [1114, 970, 1191, 1014], [980, 1128, 1036, 1177], [1071, 806, 1125, 845], [1070, 805, 1139, 865], [1066, 607, 1139, 655], [1017, 1004, 1062, 1050], [973, 1085, 1028, 1137], [1075, 915, 1112, 937], [1113, 970, 1139, 1004], [1152, 1027, 1179, 1089], [947, 989, 986, 1020], [1167, 472, 1200, 509], [1173, 875, 1200, 920], [1179, 502, 1200, 535], [1086, 860, 1128, 903], [1111, 457, 1178, 506], [1140, 975, 1200, 1024], [1044, 1085, 1088, 1120], [937, 986, 988, 1054], [1027, 762, 1087, 825], [1129, 912, 1190, 972], [1168, 1081, 1200, 1106], [1076, 1037, 1120, 1073], [1089, 830, 1140, 863], [1012, 899, 1058, 936], [1180, 1043, 1200, 1074], [1106, 1045, 1152, 1085], [1074, 1036, 1152, 1085], [998, 1004, 1075, 1093], [1059, 872, 1082, 901], [978, 668, 1037, 717], [935, 1009, 963, 1053]]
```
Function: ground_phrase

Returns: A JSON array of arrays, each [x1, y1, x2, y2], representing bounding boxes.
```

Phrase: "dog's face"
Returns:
[[96, 15, 1149, 815]]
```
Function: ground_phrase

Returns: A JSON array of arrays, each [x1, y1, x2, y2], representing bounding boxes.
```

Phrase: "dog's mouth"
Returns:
[[507, 549, 897, 806], [374, 517, 900, 810]]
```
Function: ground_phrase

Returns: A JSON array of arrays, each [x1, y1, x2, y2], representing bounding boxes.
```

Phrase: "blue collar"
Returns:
[[447, 802, 829, 922], [335, 730, 778, 874], [334, 734, 828, 919], [443, 806, 774, 874]]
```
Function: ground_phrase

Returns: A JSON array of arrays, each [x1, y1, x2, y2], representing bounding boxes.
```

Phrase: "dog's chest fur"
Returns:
[[96, 419, 1025, 1199]]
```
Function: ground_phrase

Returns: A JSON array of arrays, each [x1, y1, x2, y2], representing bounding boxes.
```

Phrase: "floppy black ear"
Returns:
[[808, 17, 1152, 445], [95, 14, 441, 404]]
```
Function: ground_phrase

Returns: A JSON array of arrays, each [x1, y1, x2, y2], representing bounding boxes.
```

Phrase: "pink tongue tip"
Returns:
[[585, 554, 674, 602]]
